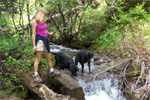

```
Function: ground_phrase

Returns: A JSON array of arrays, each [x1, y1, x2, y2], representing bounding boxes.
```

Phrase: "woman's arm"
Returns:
[[31, 19, 37, 53], [47, 30, 53, 35]]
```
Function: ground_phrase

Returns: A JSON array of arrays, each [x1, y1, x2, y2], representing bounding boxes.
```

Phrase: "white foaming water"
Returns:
[[78, 79, 126, 100], [50, 44, 80, 53], [85, 90, 113, 100], [50, 45, 126, 100]]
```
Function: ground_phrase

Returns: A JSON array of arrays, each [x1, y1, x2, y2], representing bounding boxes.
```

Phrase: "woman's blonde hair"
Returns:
[[34, 7, 47, 23]]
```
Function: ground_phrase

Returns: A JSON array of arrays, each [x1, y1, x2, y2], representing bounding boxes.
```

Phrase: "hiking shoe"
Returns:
[[34, 75, 43, 83], [47, 70, 61, 77]]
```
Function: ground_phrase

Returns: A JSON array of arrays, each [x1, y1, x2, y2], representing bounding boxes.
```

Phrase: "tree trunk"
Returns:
[[26, 0, 31, 34], [0, 4, 1, 20]]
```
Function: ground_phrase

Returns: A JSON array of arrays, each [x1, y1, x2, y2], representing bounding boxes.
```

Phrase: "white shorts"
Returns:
[[36, 40, 46, 51]]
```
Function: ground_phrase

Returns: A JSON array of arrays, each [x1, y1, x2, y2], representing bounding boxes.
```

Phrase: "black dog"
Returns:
[[53, 53, 79, 76], [75, 50, 93, 73]]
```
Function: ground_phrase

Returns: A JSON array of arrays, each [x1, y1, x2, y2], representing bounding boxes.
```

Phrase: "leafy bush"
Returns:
[[95, 3, 150, 55], [0, 33, 32, 95]]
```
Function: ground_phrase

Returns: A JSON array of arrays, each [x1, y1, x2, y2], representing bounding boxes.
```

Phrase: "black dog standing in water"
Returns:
[[75, 50, 93, 73], [53, 53, 79, 76]]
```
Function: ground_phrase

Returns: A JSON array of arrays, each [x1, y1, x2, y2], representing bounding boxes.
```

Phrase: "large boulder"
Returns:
[[45, 69, 85, 100]]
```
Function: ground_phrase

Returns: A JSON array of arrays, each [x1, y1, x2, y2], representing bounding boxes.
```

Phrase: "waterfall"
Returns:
[[77, 77, 126, 100]]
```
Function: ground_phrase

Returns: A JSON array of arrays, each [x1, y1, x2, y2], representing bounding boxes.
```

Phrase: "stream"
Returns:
[[50, 44, 126, 100]]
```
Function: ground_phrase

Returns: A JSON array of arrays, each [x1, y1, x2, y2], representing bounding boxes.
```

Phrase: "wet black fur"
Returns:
[[75, 50, 93, 73], [53, 53, 79, 76]]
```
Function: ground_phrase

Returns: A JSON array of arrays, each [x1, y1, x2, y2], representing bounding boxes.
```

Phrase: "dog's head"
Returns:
[[88, 51, 94, 58], [69, 63, 79, 76]]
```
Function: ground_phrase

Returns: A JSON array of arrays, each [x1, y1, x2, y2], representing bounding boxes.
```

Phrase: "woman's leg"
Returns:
[[44, 51, 53, 69], [34, 51, 42, 73], [33, 51, 43, 82], [44, 51, 60, 76]]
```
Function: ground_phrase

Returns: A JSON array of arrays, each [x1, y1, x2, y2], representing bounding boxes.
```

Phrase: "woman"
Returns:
[[31, 7, 60, 82]]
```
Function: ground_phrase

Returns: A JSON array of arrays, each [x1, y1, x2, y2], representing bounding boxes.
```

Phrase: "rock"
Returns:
[[39, 84, 77, 100], [4, 66, 80, 100], [45, 69, 85, 100], [19, 71, 78, 100], [94, 57, 111, 65]]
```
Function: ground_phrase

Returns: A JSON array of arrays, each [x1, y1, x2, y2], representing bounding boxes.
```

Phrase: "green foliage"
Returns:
[[95, 25, 121, 52], [0, 32, 33, 95], [75, 1, 108, 45], [112, 3, 149, 26], [0, 17, 12, 29], [1, 77, 28, 97], [114, 3, 150, 58], [0, 33, 33, 64], [95, 3, 150, 55], [0, 71, 27, 97]]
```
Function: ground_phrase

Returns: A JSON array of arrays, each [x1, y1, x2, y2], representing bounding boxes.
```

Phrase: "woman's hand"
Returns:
[[47, 31, 54, 35], [49, 32, 54, 35], [33, 46, 37, 53]]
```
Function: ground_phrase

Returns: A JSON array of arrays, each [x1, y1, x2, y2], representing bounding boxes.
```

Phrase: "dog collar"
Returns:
[[69, 63, 73, 68]]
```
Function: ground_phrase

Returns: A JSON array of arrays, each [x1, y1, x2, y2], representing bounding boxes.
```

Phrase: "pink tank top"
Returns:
[[36, 20, 47, 37]]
